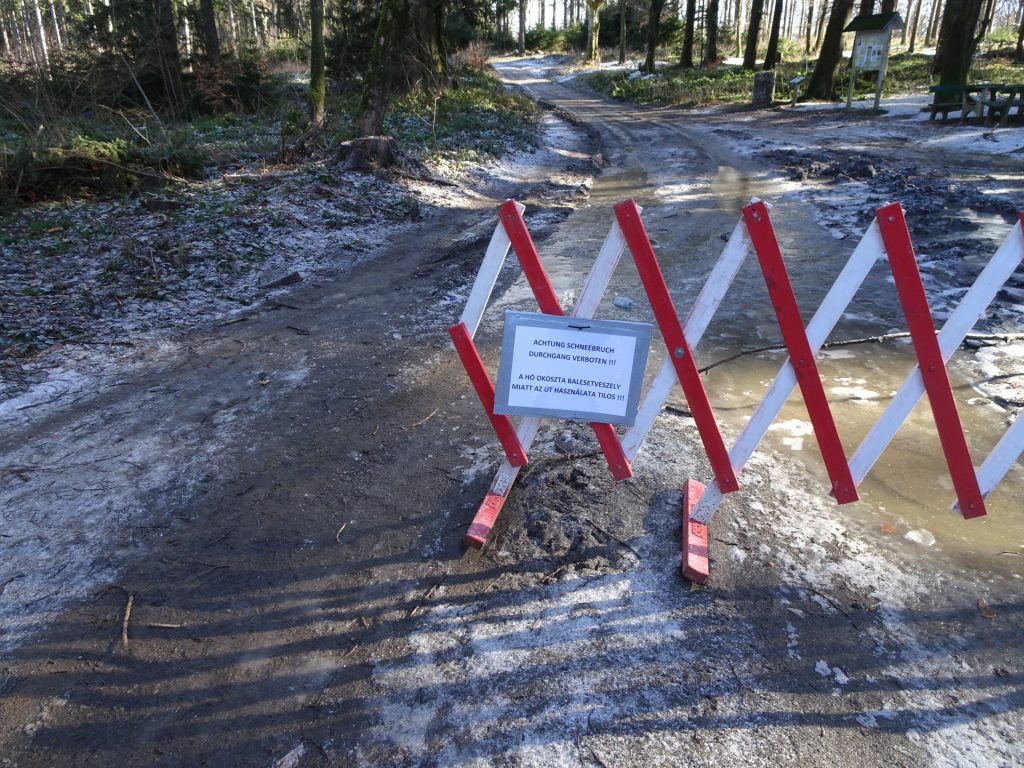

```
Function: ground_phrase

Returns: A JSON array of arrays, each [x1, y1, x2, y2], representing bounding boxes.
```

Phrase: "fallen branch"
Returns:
[[412, 407, 440, 427], [699, 331, 1024, 376], [335, 522, 348, 544], [121, 593, 135, 649], [147, 622, 184, 629]]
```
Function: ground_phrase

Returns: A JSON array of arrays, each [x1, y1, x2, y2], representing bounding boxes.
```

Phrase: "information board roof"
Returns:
[[844, 12, 904, 32]]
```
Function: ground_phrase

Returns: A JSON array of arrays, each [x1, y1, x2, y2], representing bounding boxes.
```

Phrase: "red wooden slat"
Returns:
[[743, 201, 858, 504], [465, 491, 506, 549], [681, 479, 709, 584], [876, 203, 986, 518], [449, 322, 528, 468], [499, 200, 562, 316], [498, 201, 633, 481], [615, 200, 739, 493]]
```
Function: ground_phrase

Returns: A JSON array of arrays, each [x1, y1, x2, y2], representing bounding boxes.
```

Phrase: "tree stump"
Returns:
[[338, 136, 400, 172]]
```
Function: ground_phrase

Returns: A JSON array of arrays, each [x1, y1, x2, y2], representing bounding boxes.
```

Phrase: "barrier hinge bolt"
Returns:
[[674, 347, 686, 358]]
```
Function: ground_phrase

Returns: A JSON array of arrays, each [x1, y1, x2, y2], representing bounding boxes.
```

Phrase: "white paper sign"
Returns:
[[494, 312, 652, 425]]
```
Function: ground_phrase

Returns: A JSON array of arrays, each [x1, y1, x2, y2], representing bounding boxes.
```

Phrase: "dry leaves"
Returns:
[[977, 597, 996, 620]]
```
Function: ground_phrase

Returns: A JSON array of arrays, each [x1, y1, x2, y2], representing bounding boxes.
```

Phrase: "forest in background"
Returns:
[[1, 0, 1023, 208]]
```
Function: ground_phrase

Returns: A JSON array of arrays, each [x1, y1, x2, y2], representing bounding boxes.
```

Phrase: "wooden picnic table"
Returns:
[[980, 84, 1024, 127], [929, 83, 1024, 126]]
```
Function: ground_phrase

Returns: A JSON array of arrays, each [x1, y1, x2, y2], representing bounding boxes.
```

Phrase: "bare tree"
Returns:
[[805, 0, 855, 98], [742, 0, 765, 67], [703, 0, 719, 63], [586, 0, 606, 60], [763, 0, 784, 67], [644, 0, 665, 71], [519, 0, 526, 52], [309, 0, 325, 127], [932, 0, 985, 84], [679, 0, 696, 65]]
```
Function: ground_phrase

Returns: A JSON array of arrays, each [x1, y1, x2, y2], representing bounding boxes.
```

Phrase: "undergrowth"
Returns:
[[586, 51, 1024, 106], [384, 67, 538, 163]]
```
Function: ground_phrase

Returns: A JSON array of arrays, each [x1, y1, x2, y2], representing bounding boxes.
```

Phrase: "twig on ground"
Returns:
[[409, 573, 448, 618], [335, 522, 348, 544], [541, 563, 570, 584], [268, 299, 304, 310], [412, 407, 440, 427], [998, 551, 1024, 557], [121, 593, 135, 649], [581, 516, 642, 560], [664, 404, 693, 418], [589, 747, 613, 768], [481, 573, 505, 592], [147, 622, 184, 629], [699, 331, 1024, 376]]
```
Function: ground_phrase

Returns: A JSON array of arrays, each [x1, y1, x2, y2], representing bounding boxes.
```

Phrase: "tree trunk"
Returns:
[[881, 0, 895, 12], [227, 0, 237, 48], [805, 0, 854, 99], [250, 0, 262, 48], [619, 0, 626, 62], [925, 0, 943, 44], [519, 0, 526, 53], [48, 1, 61, 50], [734, 0, 743, 55], [742, 0, 764, 67], [858, 0, 873, 14], [907, 0, 922, 50], [932, 0, 984, 84], [1016, 0, 1024, 60], [359, 0, 407, 136], [644, 0, 665, 71], [31, 0, 48, 66], [681, 0, 695, 64], [540, 0, 546, 27], [804, 1, 814, 52], [703, 0, 719, 63], [975, 0, 995, 42], [155, 0, 186, 118], [586, 0, 605, 61], [763, 0, 783, 67], [199, 0, 220, 64], [309, 0, 325, 127], [814, 0, 829, 50]]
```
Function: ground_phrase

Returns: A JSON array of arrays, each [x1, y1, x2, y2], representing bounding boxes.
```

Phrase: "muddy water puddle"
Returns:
[[699, 345, 1023, 572]]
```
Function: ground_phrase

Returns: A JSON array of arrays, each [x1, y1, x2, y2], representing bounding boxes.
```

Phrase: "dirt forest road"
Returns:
[[2, 58, 1023, 767]]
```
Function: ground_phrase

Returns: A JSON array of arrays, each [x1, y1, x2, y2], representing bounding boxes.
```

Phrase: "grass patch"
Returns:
[[384, 67, 539, 163], [586, 51, 1024, 108]]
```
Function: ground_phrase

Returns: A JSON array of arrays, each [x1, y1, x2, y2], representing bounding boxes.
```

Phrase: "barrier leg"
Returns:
[[682, 479, 710, 584]]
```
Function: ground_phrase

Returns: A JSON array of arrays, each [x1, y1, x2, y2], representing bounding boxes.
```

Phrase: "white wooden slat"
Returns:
[[691, 220, 886, 524], [458, 201, 526, 338], [480, 217, 635, 502], [849, 222, 1024, 485], [975, 414, 1024, 500], [622, 215, 755, 461]]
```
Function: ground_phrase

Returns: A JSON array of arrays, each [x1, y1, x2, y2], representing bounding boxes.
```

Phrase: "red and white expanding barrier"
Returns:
[[450, 199, 1024, 582]]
